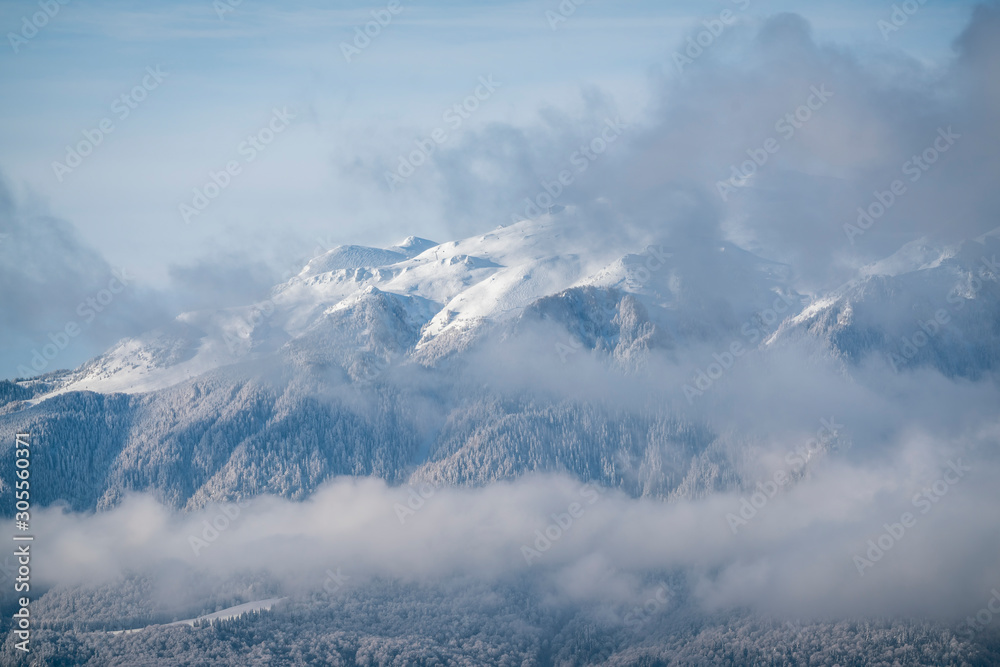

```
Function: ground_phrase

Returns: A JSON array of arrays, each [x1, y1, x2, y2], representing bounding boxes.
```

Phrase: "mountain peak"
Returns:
[[298, 244, 407, 278], [388, 236, 439, 258]]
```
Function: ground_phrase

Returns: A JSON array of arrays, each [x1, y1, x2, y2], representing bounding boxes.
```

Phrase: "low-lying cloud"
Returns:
[[30, 419, 1000, 622]]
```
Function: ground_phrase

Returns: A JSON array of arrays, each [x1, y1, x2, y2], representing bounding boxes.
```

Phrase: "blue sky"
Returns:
[[0, 0, 981, 284], [1, 0, 995, 379]]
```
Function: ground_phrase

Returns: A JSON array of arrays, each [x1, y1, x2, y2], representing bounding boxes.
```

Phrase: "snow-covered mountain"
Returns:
[[25, 217, 799, 400], [1, 218, 997, 513], [768, 234, 1000, 376]]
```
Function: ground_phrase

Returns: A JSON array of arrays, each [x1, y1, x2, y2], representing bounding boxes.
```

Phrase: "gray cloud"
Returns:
[[0, 174, 171, 379], [6, 3, 1000, 636], [341, 6, 1000, 292], [29, 421, 1000, 622]]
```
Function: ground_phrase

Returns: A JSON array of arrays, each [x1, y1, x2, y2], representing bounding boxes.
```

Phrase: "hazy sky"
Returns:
[[0, 0, 981, 284], [0, 0, 993, 379], [3, 2, 1000, 634]]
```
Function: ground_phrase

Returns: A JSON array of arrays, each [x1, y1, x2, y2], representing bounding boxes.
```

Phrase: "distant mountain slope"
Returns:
[[769, 235, 1000, 376], [1, 220, 997, 513], [27, 219, 795, 400]]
